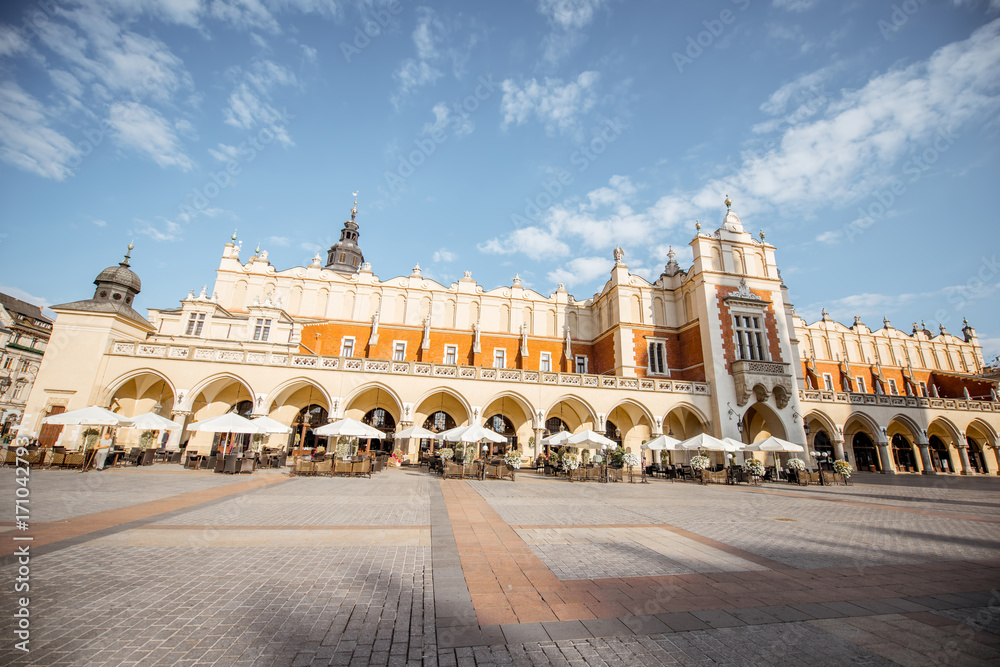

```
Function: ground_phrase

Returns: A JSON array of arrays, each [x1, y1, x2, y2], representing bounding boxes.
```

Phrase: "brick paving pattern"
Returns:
[[0, 466, 998, 666]]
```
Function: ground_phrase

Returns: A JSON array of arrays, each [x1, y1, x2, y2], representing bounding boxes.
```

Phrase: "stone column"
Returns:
[[917, 441, 935, 475], [833, 438, 845, 462], [168, 411, 191, 451], [990, 446, 1000, 475], [957, 445, 974, 475], [877, 440, 896, 474], [533, 428, 544, 459]]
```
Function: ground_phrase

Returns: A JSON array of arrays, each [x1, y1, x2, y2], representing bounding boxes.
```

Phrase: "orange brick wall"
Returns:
[[301, 321, 578, 371], [631, 324, 706, 382]]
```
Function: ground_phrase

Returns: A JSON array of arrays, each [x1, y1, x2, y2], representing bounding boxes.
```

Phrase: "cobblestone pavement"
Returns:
[[0, 466, 998, 666]]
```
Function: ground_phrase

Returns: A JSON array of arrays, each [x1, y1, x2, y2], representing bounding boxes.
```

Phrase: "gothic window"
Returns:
[[540, 352, 551, 372], [733, 314, 767, 361], [575, 355, 588, 374], [647, 340, 668, 375], [443, 345, 457, 365], [493, 349, 506, 368], [393, 341, 406, 361], [253, 318, 271, 341], [185, 313, 205, 336]]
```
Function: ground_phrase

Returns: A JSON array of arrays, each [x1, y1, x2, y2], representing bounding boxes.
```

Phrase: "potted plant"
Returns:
[[622, 451, 641, 482], [690, 454, 711, 484]]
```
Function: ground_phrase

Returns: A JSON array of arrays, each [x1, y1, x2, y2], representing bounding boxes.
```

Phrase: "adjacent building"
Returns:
[[16, 199, 1000, 474], [1, 292, 52, 437]]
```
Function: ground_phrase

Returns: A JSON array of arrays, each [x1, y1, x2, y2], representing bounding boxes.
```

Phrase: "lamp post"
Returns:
[[0, 375, 11, 397], [810, 449, 830, 486], [481, 443, 488, 480], [601, 443, 609, 483]]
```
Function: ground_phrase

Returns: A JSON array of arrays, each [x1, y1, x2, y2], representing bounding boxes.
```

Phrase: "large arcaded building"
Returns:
[[18, 198, 1000, 474]]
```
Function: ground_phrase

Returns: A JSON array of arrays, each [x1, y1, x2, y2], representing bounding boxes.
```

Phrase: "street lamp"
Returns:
[[481, 444, 488, 480], [0, 375, 11, 396], [810, 449, 831, 486]]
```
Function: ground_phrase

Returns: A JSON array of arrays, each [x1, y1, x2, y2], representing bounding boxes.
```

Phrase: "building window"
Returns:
[[648, 341, 668, 375], [340, 337, 355, 358], [887, 379, 898, 395], [493, 349, 506, 368], [575, 355, 588, 374], [856, 376, 867, 394], [540, 352, 551, 372], [253, 318, 271, 341], [2, 357, 11, 370], [733, 314, 768, 361], [12, 384, 24, 399], [393, 341, 406, 361], [444, 345, 457, 365], [18, 360, 29, 372], [822, 373, 834, 391], [185, 313, 206, 336], [919, 381, 928, 397]]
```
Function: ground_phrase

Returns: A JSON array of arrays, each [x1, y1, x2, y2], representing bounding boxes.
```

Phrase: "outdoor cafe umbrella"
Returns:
[[641, 434, 683, 450], [187, 412, 266, 456], [541, 430, 573, 447], [250, 416, 293, 434], [565, 429, 617, 449], [393, 424, 438, 456], [677, 433, 728, 451], [743, 435, 806, 474], [126, 411, 183, 431], [42, 406, 134, 470], [439, 424, 505, 460], [312, 417, 385, 439]]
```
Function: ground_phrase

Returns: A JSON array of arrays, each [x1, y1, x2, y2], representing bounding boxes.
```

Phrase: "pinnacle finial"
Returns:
[[351, 191, 358, 222], [759, 229, 765, 241], [695, 219, 701, 232], [725, 194, 732, 210], [254, 244, 260, 254], [121, 243, 133, 267], [231, 228, 238, 242]]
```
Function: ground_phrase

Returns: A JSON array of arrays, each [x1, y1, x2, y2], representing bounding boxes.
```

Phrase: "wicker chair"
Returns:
[[314, 458, 332, 476], [49, 451, 66, 468], [334, 458, 352, 476], [443, 460, 466, 479], [63, 452, 85, 469], [292, 457, 314, 476], [351, 458, 372, 478]]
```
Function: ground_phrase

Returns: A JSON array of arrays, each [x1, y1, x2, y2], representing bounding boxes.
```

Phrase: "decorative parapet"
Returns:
[[798, 389, 997, 412], [107, 340, 711, 396], [731, 359, 793, 408]]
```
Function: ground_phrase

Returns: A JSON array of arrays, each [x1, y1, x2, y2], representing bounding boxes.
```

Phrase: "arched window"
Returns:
[[928, 435, 950, 473], [545, 417, 568, 436], [485, 414, 517, 455], [852, 432, 879, 471], [967, 436, 987, 473], [289, 404, 328, 454], [891, 433, 917, 471], [363, 407, 396, 433], [423, 411, 455, 433], [604, 420, 622, 447]]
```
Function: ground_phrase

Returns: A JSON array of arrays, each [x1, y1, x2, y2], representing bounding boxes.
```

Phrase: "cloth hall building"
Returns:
[[18, 199, 1000, 475]]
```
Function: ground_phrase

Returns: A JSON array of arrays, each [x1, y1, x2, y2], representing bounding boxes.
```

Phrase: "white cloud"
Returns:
[[478, 226, 571, 260], [208, 143, 242, 161], [0, 81, 79, 180], [268, 235, 290, 246], [92, 218, 108, 227], [133, 217, 182, 241], [423, 102, 473, 137], [546, 256, 611, 289], [815, 230, 840, 244], [536, 0, 610, 65], [390, 7, 484, 108], [223, 59, 296, 145], [0, 285, 53, 310], [0, 25, 30, 58], [772, 0, 821, 11], [433, 249, 454, 262], [500, 71, 600, 135], [108, 102, 194, 170], [210, 0, 282, 33], [300, 43, 318, 63]]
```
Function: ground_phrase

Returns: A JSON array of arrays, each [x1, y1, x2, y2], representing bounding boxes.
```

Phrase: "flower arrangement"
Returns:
[[561, 452, 580, 470], [833, 459, 853, 477], [622, 451, 640, 468], [503, 450, 522, 469], [592, 453, 603, 464], [787, 458, 806, 471], [314, 446, 326, 457], [390, 449, 403, 466], [439, 447, 454, 460], [690, 455, 711, 471], [744, 458, 765, 477]]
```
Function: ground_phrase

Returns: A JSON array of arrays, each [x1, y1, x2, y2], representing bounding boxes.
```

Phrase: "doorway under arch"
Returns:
[[892, 433, 918, 471], [852, 432, 880, 472], [289, 404, 328, 455]]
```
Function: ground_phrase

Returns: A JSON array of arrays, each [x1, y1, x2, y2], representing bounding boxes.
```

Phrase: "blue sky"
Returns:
[[1, 0, 999, 362]]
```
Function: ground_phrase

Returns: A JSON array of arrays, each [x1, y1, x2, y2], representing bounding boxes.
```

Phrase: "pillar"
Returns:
[[917, 441, 936, 475], [990, 446, 1000, 475], [833, 438, 845, 462], [877, 440, 896, 474], [533, 428, 544, 459], [957, 445, 973, 475], [168, 411, 191, 451]]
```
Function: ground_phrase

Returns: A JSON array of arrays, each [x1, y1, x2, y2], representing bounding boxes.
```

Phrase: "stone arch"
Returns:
[[265, 378, 331, 415], [483, 391, 536, 451], [544, 395, 599, 432], [289, 285, 303, 314], [742, 401, 787, 443], [887, 413, 923, 443], [631, 295, 642, 324], [315, 288, 329, 318], [100, 368, 177, 409], [927, 416, 962, 447], [187, 373, 255, 412], [343, 382, 404, 423], [804, 409, 838, 443], [966, 418, 998, 447], [606, 399, 654, 452], [662, 402, 710, 438], [413, 387, 473, 427]]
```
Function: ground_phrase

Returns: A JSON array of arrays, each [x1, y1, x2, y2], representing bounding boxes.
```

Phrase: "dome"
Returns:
[[94, 263, 142, 293]]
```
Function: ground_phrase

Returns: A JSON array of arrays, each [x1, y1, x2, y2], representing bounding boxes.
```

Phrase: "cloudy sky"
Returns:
[[1, 0, 999, 360]]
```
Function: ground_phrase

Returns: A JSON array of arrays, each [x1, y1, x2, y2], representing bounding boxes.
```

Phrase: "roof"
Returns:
[[53, 299, 153, 328], [0, 292, 52, 324]]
